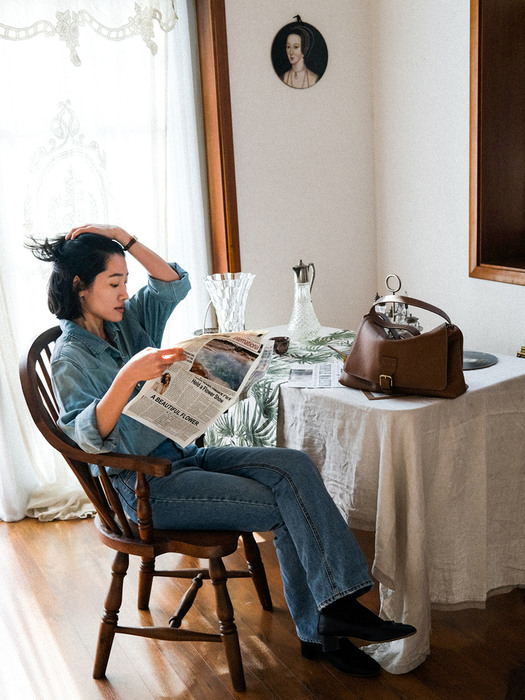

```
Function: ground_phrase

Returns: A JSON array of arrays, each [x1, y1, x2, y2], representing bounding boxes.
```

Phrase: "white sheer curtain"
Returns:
[[0, 0, 211, 521]]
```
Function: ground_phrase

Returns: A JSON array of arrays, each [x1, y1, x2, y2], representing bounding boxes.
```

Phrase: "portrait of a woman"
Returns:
[[152, 372, 171, 395], [281, 27, 319, 89], [272, 19, 328, 90]]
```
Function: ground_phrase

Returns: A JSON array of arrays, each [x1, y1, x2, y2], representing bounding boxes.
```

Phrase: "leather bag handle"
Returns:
[[372, 295, 452, 325], [369, 311, 420, 337]]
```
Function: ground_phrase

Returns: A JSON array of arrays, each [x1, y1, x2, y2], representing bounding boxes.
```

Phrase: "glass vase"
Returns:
[[203, 272, 255, 333], [288, 281, 322, 343]]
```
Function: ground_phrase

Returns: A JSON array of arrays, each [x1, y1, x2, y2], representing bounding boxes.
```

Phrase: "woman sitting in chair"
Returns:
[[28, 224, 415, 678]]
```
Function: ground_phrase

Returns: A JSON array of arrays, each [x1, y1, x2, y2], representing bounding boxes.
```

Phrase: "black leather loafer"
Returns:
[[301, 638, 381, 677], [318, 610, 416, 643]]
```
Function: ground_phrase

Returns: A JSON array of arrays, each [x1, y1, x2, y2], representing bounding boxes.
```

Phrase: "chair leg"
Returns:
[[209, 556, 246, 692], [93, 551, 129, 679], [169, 573, 204, 628], [241, 533, 273, 612], [138, 556, 155, 610]]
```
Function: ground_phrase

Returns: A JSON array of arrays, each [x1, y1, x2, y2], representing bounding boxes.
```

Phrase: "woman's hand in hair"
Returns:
[[67, 223, 180, 282], [66, 224, 131, 248]]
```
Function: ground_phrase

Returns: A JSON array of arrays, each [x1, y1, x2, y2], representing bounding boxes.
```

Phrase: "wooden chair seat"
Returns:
[[19, 326, 273, 692]]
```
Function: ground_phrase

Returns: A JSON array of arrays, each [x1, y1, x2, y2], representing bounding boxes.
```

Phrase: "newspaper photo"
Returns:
[[123, 331, 272, 447], [287, 360, 343, 388]]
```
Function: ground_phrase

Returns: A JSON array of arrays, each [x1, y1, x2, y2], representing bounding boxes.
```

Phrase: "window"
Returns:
[[0, 0, 241, 521]]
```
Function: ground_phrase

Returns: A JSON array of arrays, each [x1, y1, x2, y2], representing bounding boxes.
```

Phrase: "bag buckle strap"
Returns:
[[379, 356, 397, 392], [379, 374, 393, 391]]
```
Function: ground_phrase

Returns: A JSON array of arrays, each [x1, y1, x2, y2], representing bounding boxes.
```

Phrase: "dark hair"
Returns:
[[287, 26, 313, 58], [26, 233, 125, 320]]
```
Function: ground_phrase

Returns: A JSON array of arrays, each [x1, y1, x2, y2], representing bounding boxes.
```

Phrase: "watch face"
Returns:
[[271, 20, 328, 90]]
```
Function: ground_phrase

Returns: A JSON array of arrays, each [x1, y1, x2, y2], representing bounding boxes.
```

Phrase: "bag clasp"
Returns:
[[379, 374, 393, 391]]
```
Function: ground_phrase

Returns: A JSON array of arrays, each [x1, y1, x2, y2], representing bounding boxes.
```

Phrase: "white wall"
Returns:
[[372, 0, 525, 355], [225, 0, 377, 333], [225, 0, 525, 355]]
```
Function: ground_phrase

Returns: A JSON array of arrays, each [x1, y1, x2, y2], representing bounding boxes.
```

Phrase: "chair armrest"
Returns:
[[88, 452, 172, 477], [59, 438, 172, 477]]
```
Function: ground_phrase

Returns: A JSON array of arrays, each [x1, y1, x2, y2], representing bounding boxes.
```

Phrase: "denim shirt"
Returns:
[[51, 263, 191, 460]]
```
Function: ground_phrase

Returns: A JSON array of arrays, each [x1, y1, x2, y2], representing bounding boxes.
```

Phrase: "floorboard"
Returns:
[[0, 519, 523, 699]]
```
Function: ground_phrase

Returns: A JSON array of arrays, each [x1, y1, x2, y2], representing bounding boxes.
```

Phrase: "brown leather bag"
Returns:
[[339, 295, 468, 398]]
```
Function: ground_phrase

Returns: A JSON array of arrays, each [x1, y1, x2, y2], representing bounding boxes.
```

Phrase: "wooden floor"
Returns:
[[0, 518, 523, 700]]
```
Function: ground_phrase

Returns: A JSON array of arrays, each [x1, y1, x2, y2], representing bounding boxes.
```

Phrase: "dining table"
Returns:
[[205, 328, 525, 673]]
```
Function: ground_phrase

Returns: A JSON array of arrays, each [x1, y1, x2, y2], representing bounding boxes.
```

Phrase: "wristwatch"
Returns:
[[123, 235, 138, 251]]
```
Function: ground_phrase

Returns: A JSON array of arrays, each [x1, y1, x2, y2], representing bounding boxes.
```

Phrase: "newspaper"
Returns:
[[287, 360, 343, 388], [123, 331, 272, 447]]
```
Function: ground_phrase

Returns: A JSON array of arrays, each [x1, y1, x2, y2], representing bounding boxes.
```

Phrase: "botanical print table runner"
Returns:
[[205, 330, 355, 447]]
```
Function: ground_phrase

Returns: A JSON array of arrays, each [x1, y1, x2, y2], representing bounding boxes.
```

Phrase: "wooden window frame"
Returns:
[[470, 0, 525, 285], [195, 0, 241, 273]]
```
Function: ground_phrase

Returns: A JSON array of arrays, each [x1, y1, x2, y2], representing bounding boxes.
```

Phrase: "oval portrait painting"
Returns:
[[271, 18, 328, 90]]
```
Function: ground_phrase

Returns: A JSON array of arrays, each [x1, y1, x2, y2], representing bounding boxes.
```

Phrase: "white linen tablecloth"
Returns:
[[276, 354, 525, 673]]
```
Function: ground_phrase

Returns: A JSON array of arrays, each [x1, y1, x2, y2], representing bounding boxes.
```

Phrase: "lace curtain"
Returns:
[[0, 0, 211, 521], [0, 1, 178, 66]]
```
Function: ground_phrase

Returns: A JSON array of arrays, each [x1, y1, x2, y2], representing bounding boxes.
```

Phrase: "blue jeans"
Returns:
[[112, 441, 373, 643]]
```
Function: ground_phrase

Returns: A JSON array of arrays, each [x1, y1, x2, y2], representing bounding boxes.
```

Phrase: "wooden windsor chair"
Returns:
[[19, 326, 273, 692]]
